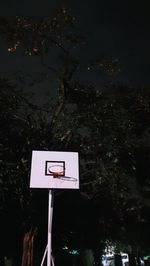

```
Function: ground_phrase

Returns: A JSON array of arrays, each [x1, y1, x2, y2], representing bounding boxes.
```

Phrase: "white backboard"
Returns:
[[30, 150, 79, 189]]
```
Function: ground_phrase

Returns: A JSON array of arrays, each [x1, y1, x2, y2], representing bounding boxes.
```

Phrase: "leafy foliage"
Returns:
[[50, 83, 150, 249], [0, 11, 83, 56]]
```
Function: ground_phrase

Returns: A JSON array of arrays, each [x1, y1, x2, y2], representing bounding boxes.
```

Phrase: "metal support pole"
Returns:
[[40, 189, 54, 266], [47, 189, 54, 266], [40, 245, 48, 266]]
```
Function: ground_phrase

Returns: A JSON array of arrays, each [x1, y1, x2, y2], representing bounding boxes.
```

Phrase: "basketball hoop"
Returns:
[[48, 164, 64, 177], [48, 165, 77, 181]]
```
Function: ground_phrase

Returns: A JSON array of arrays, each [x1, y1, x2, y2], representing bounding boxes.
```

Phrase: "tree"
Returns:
[[50, 83, 150, 257], [0, 77, 70, 265], [0, 11, 83, 265]]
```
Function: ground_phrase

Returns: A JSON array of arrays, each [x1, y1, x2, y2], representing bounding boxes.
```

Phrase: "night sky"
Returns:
[[0, 0, 150, 103]]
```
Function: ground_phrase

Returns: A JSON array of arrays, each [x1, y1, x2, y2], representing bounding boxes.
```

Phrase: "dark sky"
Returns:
[[0, 0, 150, 102]]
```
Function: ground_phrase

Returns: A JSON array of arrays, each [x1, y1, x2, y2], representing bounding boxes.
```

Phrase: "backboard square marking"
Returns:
[[45, 161, 65, 176]]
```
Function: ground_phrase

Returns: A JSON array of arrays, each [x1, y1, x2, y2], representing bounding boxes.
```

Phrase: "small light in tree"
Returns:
[[114, 158, 118, 163], [8, 47, 16, 52], [62, 8, 66, 14], [69, 250, 79, 255], [33, 48, 38, 52], [62, 246, 68, 250]]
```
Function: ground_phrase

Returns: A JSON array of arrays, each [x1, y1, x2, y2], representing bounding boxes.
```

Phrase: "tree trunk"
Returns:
[[21, 227, 37, 266], [81, 249, 94, 266], [136, 256, 141, 266], [128, 253, 137, 266], [114, 254, 122, 266]]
